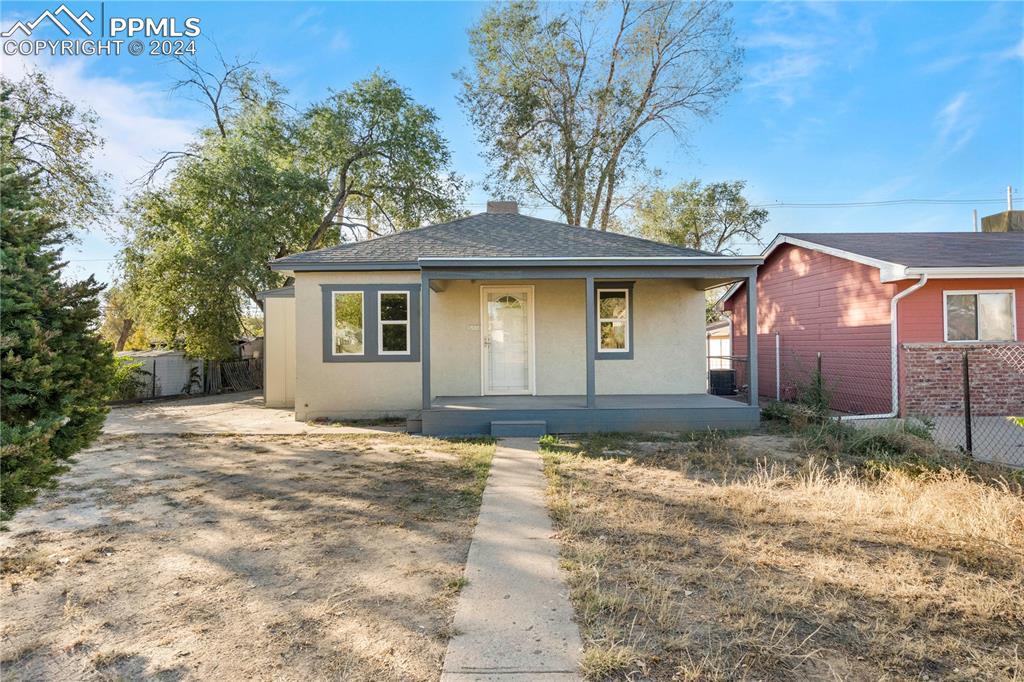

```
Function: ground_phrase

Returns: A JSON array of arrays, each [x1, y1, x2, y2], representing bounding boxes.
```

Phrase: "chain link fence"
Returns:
[[775, 345, 893, 416], [907, 345, 1024, 468], [722, 335, 1023, 468]]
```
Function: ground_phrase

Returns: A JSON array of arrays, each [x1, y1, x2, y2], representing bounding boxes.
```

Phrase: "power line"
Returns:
[[748, 197, 1016, 209], [458, 195, 1019, 211]]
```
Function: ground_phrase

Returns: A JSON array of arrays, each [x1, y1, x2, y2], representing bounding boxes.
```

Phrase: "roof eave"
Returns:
[[256, 286, 295, 299], [268, 261, 420, 272], [772, 234, 903, 272], [417, 256, 763, 268], [269, 255, 764, 271], [904, 266, 1024, 280]]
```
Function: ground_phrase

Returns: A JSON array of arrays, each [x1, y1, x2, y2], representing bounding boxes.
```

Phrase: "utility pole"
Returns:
[[973, 209, 978, 232], [1009, 185, 1014, 211]]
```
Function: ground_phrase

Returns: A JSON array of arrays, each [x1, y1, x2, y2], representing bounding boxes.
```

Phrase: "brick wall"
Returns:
[[900, 343, 1024, 416]]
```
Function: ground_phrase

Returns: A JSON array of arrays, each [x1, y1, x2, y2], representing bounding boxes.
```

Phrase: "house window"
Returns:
[[332, 291, 364, 355], [944, 291, 1016, 342], [378, 291, 410, 354], [321, 284, 420, 363], [597, 287, 630, 352]]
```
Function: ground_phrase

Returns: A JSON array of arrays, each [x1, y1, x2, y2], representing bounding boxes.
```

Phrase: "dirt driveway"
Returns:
[[1, 395, 494, 681], [103, 391, 400, 436]]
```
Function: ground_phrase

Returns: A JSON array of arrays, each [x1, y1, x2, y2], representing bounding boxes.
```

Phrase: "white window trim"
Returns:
[[377, 290, 411, 356], [942, 289, 1017, 343], [332, 290, 365, 356], [597, 287, 630, 353]]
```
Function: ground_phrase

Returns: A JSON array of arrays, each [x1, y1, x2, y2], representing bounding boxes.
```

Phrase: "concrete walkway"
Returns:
[[441, 438, 582, 682]]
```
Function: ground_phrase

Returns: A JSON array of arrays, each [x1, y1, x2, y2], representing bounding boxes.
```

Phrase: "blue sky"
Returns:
[[2, 1, 1021, 285]]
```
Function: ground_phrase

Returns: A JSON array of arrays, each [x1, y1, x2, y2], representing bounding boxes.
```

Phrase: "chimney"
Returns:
[[980, 210, 1024, 233], [486, 200, 519, 215]]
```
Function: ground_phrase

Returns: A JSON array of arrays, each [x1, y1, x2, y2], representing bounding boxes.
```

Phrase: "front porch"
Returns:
[[421, 393, 759, 436], [418, 257, 762, 436]]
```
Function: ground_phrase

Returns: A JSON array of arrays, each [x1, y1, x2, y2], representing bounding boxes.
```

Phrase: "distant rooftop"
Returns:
[[780, 232, 1024, 268]]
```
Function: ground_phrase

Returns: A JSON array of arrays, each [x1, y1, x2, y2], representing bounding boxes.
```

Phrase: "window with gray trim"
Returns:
[[378, 291, 410, 354], [332, 291, 364, 355], [595, 281, 634, 360], [321, 284, 421, 363]]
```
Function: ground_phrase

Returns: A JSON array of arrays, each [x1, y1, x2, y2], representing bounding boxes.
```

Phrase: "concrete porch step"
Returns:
[[490, 420, 547, 437]]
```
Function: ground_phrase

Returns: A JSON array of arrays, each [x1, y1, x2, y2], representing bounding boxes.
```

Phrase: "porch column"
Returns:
[[421, 272, 431, 411], [585, 276, 596, 408], [746, 271, 758, 407]]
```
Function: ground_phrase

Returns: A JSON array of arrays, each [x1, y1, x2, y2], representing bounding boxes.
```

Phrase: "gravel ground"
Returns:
[[1, 433, 493, 681]]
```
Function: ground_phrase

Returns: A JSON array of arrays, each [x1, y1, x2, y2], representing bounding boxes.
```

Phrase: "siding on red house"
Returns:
[[725, 243, 1023, 416], [725, 243, 896, 413], [895, 277, 1023, 343]]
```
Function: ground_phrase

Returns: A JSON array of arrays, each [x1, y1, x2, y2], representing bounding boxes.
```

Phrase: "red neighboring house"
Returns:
[[722, 232, 1024, 417]]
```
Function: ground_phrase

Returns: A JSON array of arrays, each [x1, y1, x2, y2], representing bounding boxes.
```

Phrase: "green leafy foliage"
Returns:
[[0, 162, 114, 521], [122, 66, 464, 359], [123, 83, 323, 359], [636, 180, 768, 254], [298, 72, 466, 246], [110, 356, 148, 401], [0, 71, 111, 227], [797, 366, 832, 417]]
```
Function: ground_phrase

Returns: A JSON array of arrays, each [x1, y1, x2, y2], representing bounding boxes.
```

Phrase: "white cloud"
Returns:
[[289, 6, 323, 31], [743, 3, 876, 107], [329, 30, 351, 52], [1, 53, 197, 206], [747, 54, 822, 106], [1, 54, 198, 282], [287, 5, 350, 52], [935, 91, 977, 153], [1003, 37, 1024, 61]]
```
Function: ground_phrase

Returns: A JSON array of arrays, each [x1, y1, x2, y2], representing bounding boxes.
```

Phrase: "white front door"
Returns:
[[481, 287, 534, 395]]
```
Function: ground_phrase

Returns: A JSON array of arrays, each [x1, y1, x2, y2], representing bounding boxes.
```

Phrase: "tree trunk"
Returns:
[[115, 319, 134, 351], [599, 156, 620, 231]]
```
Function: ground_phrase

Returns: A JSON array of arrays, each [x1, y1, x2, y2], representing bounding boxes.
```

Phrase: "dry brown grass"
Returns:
[[542, 432, 1024, 681], [1, 433, 493, 681]]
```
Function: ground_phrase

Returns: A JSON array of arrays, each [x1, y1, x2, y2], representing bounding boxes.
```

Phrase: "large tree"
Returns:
[[299, 72, 466, 248], [1, 71, 111, 227], [122, 61, 465, 359], [636, 179, 768, 254], [459, 0, 741, 229], [0, 160, 114, 521], [123, 82, 322, 359]]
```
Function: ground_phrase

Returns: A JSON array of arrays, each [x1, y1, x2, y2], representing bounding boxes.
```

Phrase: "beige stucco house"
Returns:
[[261, 202, 762, 436]]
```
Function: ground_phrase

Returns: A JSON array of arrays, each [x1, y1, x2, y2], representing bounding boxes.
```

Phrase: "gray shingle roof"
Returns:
[[273, 212, 713, 267], [783, 232, 1024, 268]]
